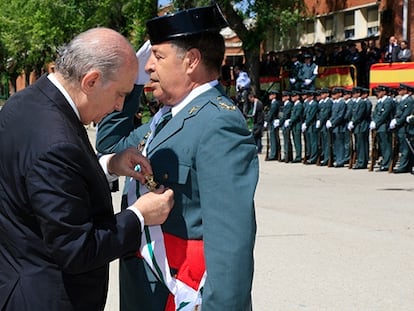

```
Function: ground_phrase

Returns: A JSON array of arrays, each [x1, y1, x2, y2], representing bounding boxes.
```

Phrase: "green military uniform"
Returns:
[[405, 102, 414, 173], [290, 92, 304, 162], [349, 88, 369, 169], [297, 54, 318, 91], [371, 86, 395, 171], [280, 91, 294, 162], [97, 84, 258, 311], [98, 5, 257, 311], [343, 91, 353, 163], [327, 88, 346, 167], [265, 91, 281, 160], [317, 88, 333, 166], [288, 56, 302, 91], [390, 84, 414, 173], [302, 92, 319, 163]]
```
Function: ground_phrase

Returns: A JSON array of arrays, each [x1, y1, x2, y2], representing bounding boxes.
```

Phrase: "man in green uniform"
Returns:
[[326, 87, 346, 167], [96, 5, 258, 311], [343, 89, 353, 164], [370, 85, 395, 171], [348, 87, 370, 169], [280, 91, 294, 162], [265, 90, 281, 160], [317, 88, 333, 166], [389, 84, 414, 173], [302, 90, 319, 164], [298, 53, 318, 91], [289, 91, 304, 162]]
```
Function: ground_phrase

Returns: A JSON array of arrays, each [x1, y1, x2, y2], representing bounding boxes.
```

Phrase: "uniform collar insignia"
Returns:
[[188, 106, 200, 115]]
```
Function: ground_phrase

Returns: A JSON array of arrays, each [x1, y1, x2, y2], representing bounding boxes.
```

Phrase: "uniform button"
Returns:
[[163, 173, 169, 180]]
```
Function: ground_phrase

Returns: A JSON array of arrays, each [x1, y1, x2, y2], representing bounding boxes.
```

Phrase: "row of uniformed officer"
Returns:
[[264, 84, 414, 173]]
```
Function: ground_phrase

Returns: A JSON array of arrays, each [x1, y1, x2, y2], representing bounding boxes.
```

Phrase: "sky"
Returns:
[[158, 0, 172, 7]]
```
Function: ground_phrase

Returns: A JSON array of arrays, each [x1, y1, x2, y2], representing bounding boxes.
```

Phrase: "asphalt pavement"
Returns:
[[86, 126, 414, 311]]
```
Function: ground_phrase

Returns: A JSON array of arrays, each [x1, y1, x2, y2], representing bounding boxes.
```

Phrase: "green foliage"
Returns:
[[0, 0, 158, 90]]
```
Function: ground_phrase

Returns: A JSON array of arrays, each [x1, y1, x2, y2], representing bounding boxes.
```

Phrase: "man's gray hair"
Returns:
[[55, 28, 131, 85]]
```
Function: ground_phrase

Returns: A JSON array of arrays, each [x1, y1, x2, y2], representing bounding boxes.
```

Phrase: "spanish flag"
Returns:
[[370, 62, 414, 89], [315, 66, 355, 89]]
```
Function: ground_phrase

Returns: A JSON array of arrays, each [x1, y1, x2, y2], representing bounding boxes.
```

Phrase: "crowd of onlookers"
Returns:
[[257, 36, 412, 89]]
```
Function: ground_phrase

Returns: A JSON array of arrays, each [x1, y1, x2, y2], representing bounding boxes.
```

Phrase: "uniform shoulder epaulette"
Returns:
[[210, 96, 237, 111]]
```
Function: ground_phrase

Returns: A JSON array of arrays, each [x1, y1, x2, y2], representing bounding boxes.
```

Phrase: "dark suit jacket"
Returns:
[[0, 75, 142, 311]]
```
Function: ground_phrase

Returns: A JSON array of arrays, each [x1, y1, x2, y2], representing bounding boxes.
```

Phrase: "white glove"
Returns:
[[369, 121, 376, 130], [284, 119, 290, 128], [406, 115, 414, 123], [264, 121, 268, 128], [326, 120, 332, 129], [304, 79, 312, 86], [301, 122, 307, 132], [315, 120, 321, 128], [389, 118, 397, 129], [289, 78, 296, 84], [135, 40, 152, 85], [273, 119, 280, 128], [347, 121, 354, 131]]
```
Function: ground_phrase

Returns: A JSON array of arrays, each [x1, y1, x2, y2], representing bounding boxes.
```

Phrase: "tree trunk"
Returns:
[[244, 46, 261, 97]]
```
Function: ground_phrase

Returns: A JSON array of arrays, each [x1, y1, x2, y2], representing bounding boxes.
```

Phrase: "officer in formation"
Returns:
[[264, 90, 281, 160], [390, 84, 414, 172], [302, 89, 319, 163], [280, 90, 294, 162], [317, 88, 333, 166], [370, 85, 395, 171], [265, 83, 414, 174]]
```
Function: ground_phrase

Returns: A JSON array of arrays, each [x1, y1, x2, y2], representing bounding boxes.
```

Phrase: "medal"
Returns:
[[144, 175, 159, 192]]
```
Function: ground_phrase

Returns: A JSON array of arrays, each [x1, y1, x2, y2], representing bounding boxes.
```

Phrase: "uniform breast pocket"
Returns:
[[151, 148, 191, 187]]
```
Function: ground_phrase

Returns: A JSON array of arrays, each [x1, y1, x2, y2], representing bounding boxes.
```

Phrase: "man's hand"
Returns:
[[133, 185, 174, 226], [107, 147, 152, 184]]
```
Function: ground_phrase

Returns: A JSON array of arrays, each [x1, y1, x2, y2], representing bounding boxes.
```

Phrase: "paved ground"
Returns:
[[86, 126, 414, 311]]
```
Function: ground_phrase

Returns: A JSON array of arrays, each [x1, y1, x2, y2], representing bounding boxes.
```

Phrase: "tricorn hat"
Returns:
[[146, 4, 229, 44]]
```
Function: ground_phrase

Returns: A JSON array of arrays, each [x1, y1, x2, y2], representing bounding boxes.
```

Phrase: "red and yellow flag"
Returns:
[[370, 62, 414, 90], [315, 66, 355, 89]]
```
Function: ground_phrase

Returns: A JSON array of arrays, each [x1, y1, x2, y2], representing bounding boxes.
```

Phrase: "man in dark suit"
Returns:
[[96, 5, 258, 311], [0, 28, 174, 311], [384, 35, 400, 63], [248, 92, 265, 153]]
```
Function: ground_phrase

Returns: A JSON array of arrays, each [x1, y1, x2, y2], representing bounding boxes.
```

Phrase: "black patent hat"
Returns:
[[147, 4, 229, 44]]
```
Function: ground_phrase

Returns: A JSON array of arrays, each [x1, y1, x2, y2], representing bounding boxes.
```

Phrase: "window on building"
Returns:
[[344, 11, 355, 39], [367, 6, 379, 36], [324, 16, 334, 43], [305, 19, 315, 44]]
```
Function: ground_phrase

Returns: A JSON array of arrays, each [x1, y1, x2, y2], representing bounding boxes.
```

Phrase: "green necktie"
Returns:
[[136, 111, 172, 198], [153, 111, 172, 137]]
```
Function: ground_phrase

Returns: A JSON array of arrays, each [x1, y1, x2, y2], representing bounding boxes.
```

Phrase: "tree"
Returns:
[[0, 0, 160, 94], [172, 0, 305, 95]]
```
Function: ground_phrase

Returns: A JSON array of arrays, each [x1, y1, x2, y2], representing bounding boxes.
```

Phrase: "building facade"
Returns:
[[264, 0, 413, 56]]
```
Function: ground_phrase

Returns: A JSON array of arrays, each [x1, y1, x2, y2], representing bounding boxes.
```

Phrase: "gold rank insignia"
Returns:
[[144, 175, 159, 192], [218, 102, 236, 111], [188, 106, 199, 115]]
